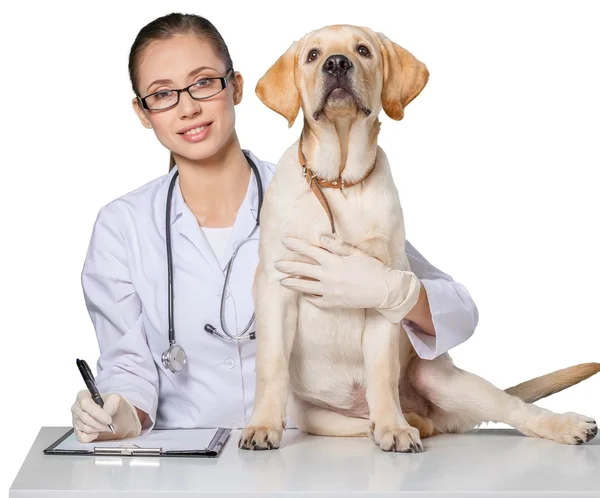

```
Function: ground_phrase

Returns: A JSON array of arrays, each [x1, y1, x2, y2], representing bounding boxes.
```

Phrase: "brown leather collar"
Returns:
[[297, 135, 375, 234]]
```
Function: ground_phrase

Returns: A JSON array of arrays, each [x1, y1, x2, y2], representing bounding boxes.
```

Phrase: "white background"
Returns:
[[2, 0, 599, 491]]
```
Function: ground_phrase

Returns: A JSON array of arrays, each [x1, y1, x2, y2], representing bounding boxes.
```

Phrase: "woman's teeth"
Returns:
[[184, 125, 207, 135]]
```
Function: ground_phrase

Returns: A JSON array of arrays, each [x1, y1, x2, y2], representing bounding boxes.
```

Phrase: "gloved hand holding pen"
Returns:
[[71, 391, 142, 443]]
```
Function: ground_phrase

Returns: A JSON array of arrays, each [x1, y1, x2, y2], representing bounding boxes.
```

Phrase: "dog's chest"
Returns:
[[286, 179, 407, 405], [294, 182, 405, 267]]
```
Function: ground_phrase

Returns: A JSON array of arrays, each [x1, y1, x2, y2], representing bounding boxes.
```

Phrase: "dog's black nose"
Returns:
[[323, 54, 353, 78]]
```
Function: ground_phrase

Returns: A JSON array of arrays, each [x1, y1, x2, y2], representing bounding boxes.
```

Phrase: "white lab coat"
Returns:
[[82, 150, 478, 433]]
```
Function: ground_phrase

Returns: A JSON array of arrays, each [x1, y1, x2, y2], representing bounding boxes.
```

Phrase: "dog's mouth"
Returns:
[[328, 87, 349, 99], [313, 79, 371, 121]]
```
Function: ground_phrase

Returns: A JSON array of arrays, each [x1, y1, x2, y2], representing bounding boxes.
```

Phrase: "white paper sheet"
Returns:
[[56, 428, 220, 452]]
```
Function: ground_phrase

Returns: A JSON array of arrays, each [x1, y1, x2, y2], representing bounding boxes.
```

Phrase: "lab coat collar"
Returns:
[[156, 150, 266, 273], [222, 150, 263, 269], [155, 166, 223, 272]]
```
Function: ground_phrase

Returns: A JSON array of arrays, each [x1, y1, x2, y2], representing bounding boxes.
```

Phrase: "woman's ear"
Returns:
[[232, 71, 244, 105], [132, 97, 153, 129], [255, 40, 301, 127]]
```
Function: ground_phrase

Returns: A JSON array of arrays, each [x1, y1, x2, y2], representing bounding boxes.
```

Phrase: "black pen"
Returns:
[[76, 359, 116, 434]]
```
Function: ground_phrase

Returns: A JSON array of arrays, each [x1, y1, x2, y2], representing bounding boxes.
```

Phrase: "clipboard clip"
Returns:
[[93, 443, 162, 456]]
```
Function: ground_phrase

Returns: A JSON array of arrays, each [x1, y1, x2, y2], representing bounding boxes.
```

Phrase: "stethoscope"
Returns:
[[161, 153, 264, 374]]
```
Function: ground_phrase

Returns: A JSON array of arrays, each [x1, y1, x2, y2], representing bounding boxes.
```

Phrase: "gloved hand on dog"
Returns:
[[276, 236, 421, 319], [71, 390, 142, 443]]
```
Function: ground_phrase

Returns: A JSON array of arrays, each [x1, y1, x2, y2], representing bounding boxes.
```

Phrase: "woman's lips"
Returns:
[[179, 122, 212, 142]]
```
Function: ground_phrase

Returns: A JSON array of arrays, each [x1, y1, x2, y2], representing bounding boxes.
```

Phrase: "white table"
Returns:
[[9, 426, 600, 497]]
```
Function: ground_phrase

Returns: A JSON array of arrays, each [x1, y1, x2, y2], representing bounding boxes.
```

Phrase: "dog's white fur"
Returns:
[[240, 25, 599, 452]]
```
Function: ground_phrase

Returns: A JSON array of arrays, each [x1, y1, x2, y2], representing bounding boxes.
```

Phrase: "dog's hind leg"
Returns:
[[289, 395, 371, 436], [289, 396, 440, 441], [403, 412, 441, 438], [412, 353, 598, 445]]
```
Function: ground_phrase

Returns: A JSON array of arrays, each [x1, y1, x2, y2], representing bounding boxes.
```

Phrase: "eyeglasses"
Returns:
[[139, 69, 233, 111]]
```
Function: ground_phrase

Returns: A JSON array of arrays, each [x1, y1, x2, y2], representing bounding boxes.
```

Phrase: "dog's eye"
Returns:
[[307, 49, 320, 62], [357, 45, 371, 57]]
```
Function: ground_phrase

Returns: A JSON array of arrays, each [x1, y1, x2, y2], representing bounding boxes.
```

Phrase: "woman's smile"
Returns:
[[178, 121, 213, 142]]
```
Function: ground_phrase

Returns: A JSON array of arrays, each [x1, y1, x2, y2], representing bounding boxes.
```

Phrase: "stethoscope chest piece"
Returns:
[[162, 343, 187, 374]]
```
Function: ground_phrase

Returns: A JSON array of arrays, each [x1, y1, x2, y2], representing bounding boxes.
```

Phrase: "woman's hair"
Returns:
[[128, 13, 234, 170]]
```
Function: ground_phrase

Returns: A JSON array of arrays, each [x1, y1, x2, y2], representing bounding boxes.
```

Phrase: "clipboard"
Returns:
[[43, 427, 232, 458]]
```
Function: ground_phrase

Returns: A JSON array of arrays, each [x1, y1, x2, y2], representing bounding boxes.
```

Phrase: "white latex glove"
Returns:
[[71, 390, 142, 443], [275, 236, 421, 316]]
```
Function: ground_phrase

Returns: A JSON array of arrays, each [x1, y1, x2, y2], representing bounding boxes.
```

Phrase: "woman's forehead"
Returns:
[[138, 35, 224, 85]]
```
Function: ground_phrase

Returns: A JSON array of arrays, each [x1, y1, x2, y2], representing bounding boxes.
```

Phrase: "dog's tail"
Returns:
[[504, 362, 600, 403]]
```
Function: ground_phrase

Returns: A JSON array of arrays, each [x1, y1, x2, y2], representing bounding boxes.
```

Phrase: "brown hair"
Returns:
[[128, 13, 234, 170]]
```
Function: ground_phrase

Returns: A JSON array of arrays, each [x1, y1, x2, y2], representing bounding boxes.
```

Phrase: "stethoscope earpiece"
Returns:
[[204, 323, 256, 340], [161, 154, 263, 374]]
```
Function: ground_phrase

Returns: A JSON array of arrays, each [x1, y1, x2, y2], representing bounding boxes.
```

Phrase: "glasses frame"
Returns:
[[139, 69, 234, 111]]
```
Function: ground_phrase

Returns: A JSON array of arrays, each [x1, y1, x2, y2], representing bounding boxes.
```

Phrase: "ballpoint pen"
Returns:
[[76, 358, 116, 434]]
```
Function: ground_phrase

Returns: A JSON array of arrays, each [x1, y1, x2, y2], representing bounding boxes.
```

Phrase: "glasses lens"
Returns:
[[145, 90, 178, 110], [189, 78, 224, 100]]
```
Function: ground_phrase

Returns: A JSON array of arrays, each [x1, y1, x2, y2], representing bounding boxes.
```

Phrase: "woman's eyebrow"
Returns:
[[146, 66, 217, 92]]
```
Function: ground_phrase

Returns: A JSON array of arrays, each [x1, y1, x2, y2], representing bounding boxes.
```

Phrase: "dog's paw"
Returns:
[[529, 412, 597, 445], [238, 424, 283, 450], [369, 421, 424, 453], [552, 413, 597, 445]]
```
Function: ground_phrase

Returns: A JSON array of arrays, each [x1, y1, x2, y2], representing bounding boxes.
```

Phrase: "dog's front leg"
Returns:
[[239, 267, 299, 450], [363, 309, 423, 452]]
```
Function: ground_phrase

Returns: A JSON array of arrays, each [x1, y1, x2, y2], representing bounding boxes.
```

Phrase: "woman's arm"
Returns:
[[403, 281, 434, 334], [276, 236, 479, 360], [390, 240, 479, 359], [81, 203, 159, 433]]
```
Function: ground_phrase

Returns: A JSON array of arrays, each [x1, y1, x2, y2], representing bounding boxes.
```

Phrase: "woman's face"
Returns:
[[132, 34, 243, 163]]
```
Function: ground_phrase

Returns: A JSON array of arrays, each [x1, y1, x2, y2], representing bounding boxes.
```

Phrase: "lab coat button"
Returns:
[[224, 357, 236, 369]]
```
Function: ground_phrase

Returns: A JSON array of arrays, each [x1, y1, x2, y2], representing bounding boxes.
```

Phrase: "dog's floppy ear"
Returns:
[[376, 33, 429, 120], [255, 41, 301, 128]]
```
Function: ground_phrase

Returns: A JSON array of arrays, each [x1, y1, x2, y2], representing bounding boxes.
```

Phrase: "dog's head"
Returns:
[[256, 25, 429, 127]]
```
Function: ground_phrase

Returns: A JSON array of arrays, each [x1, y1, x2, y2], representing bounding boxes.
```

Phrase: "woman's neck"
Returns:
[[174, 134, 251, 228]]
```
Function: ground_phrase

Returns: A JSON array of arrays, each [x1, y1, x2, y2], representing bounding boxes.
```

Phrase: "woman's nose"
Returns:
[[177, 91, 202, 119]]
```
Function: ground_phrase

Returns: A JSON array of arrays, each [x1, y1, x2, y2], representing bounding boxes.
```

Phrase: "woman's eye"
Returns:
[[358, 45, 371, 57], [155, 90, 173, 100], [307, 49, 319, 62], [193, 78, 211, 88]]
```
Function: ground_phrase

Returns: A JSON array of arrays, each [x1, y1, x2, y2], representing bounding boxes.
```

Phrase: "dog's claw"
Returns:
[[239, 425, 282, 451], [371, 423, 424, 453], [586, 425, 598, 441], [399, 443, 417, 454]]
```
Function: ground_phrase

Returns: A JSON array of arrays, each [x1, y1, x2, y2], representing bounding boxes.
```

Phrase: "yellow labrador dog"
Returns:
[[239, 24, 599, 452]]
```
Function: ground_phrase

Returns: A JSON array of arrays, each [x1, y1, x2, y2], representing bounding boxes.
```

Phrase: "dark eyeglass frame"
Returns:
[[138, 69, 234, 111]]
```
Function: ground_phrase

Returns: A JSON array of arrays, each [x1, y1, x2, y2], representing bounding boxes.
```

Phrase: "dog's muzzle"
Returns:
[[313, 54, 371, 120]]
